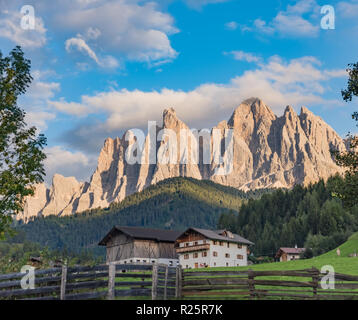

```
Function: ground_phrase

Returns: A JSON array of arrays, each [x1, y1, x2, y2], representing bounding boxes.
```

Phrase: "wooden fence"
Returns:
[[182, 268, 358, 300], [0, 263, 181, 300], [3, 265, 358, 300]]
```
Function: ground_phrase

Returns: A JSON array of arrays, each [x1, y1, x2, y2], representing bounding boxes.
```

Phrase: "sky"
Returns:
[[0, 0, 357, 184]]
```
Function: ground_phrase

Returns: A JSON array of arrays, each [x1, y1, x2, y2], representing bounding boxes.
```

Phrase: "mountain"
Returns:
[[19, 97, 347, 221], [15, 177, 268, 256]]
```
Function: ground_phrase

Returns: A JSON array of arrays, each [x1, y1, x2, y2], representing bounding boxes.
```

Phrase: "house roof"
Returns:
[[98, 226, 182, 246], [276, 247, 305, 257], [178, 227, 254, 245]]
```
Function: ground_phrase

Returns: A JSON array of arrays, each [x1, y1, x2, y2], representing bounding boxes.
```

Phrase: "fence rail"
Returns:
[[0, 263, 181, 300], [3, 265, 358, 300], [182, 268, 358, 300]]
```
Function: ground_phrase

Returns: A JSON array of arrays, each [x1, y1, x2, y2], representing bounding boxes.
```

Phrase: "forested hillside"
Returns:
[[218, 175, 358, 257], [13, 177, 267, 257]]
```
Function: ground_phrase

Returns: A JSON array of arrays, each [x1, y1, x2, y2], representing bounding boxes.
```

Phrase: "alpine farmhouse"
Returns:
[[275, 247, 305, 262], [175, 228, 254, 268]]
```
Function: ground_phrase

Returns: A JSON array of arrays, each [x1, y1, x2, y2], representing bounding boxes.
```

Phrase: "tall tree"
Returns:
[[331, 62, 358, 208], [0, 46, 47, 239]]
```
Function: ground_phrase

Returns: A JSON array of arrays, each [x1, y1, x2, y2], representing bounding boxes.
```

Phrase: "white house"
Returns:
[[175, 228, 254, 269]]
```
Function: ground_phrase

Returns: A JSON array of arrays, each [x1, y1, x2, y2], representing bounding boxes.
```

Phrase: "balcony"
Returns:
[[176, 243, 210, 253]]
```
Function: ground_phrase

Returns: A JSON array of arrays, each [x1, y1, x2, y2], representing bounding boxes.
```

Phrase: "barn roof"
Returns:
[[275, 247, 305, 257], [177, 227, 254, 245], [98, 226, 182, 245]]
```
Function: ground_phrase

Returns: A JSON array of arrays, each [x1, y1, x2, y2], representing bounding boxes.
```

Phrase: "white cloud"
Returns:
[[51, 55, 347, 151], [54, 0, 179, 63], [225, 21, 238, 30], [25, 111, 56, 131], [44, 146, 96, 184], [225, 51, 261, 63], [337, 0, 358, 18], [273, 12, 319, 37], [65, 37, 100, 64], [65, 36, 119, 69], [86, 27, 101, 40], [27, 77, 60, 100], [49, 99, 90, 116], [0, 0, 178, 64], [184, 0, 229, 10], [19, 69, 60, 131], [252, 0, 320, 38], [0, 10, 47, 48]]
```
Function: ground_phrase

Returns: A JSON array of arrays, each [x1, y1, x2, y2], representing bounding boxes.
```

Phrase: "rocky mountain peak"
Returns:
[[228, 97, 276, 128], [163, 107, 187, 131], [20, 98, 347, 221]]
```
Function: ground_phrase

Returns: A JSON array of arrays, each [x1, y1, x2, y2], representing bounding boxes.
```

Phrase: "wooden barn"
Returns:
[[98, 226, 182, 266]]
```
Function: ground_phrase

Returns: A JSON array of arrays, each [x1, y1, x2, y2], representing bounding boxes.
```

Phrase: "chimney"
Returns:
[[295, 244, 298, 249]]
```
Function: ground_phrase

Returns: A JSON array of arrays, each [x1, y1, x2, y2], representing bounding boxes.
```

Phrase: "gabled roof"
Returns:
[[98, 226, 182, 246], [276, 247, 305, 257], [177, 227, 254, 245]]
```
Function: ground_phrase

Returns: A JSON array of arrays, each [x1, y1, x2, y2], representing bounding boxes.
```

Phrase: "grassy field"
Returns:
[[182, 233, 358, 300], [200, 232, 358, 275]]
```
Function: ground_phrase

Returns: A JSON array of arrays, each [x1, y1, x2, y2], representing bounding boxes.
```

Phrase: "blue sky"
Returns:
[[0, 0, 357, 183]]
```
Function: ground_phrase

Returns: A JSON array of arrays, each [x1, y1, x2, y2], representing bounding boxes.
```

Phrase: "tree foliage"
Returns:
[[0, 46, 47, 238], [331, 62, 358, 208], [218, 176, 358, 257], [14, 177, 269, 258], [341, 62, 358, 102]]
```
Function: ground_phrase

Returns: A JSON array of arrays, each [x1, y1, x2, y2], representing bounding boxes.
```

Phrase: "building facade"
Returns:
[[175, 228, 254, 269], [99, 226, 181, 267], [275, 247, 305, 262]]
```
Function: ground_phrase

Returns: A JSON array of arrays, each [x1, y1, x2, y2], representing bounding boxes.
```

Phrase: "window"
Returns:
[[213, 251, 218, 257], [226, 262, 229, 267], [220, 242, 224, 246], [169, 261, 173, 266], [213, 241, 217, 245], [237, 254, 243, 260], [225, 253, 230, 258], [143, 260, 147, 263], [184, 254, 189, 260], [202, 251, 207, 257], [227, 242, 230, 248], [214, 262, 216, 266], [194, 241, 198, 245], [237, 244, 242, 249], [193, 253, 198, 258], [185, 242, 190, 247], [130, 260, 133, 263], [186, 265, 188, 268], [136, 260, 140, 263], [152, 260, 155, 263]]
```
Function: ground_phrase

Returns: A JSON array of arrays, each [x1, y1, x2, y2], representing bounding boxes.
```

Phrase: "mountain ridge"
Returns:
[[16, 177, 268, 256], [20, 97, 347, 221]]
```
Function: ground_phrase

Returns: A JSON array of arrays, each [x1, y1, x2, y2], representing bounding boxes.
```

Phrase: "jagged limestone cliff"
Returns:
[[19, 98, 347, 221]]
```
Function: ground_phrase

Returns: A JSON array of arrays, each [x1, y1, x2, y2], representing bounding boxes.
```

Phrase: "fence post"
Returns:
[[311, 267, 319, 299], [152, 264, 158, 300], [164, 266, 169, 300], [248, 269, 255, 299], [175, 265, 182, 299], [108, 262, 116, 300], [60, 264, 67, 300]]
